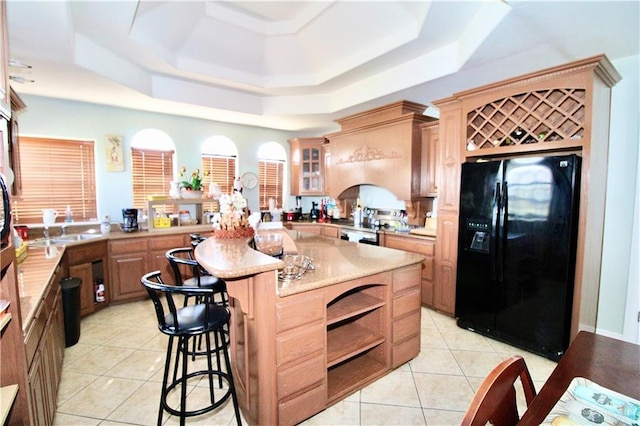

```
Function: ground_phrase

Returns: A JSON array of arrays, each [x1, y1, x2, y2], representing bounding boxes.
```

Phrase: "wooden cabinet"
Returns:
[[321, 225, 339, 239], [65, 240, 109, 316], [1, 243, 29, 425], [323, 143, 331, 196], [227, 259, 421, 425], [109, 233, 192, 301], [289, 137, 328, 196], [148, 233, 190, 284], [24, 262, 65, 426], [286, 223, 340, 239], [326, 278, 388, 404], [275, 292, 326, 425], [419, 121, 439, 197], [390, 264, 422, 367], [288, 223, 323, 235], [109, 238, 149, 302], [432, 55, 621, 334], [383, 234, 438, 311]]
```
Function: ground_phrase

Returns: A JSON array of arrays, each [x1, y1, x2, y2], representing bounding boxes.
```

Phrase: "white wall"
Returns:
[[598, 54, 640, 342], [16, 97, 295, 220]]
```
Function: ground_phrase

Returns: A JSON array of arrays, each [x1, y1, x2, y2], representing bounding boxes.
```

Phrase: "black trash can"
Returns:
[[60, 277, 82, 347]]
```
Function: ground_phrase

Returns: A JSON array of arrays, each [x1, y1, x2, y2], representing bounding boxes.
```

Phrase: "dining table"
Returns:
[[518, 330, 640, 425]]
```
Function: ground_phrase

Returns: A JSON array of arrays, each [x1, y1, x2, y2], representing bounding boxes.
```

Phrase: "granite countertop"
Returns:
[[195, 230, 425, 297], [26, 223, 214, 245], [17, 245, 65, 332]]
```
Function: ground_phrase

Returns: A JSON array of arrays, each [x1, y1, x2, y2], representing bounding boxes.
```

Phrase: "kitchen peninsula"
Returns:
[[195, 231, 425, 425]]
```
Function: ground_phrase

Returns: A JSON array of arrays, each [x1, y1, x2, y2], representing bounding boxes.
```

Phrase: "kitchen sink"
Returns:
[[28, 233, 104, 247]]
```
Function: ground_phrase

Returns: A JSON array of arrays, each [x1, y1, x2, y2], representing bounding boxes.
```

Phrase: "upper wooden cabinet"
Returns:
[[419, 121, 439, 197], [289, 137, 328, 196]]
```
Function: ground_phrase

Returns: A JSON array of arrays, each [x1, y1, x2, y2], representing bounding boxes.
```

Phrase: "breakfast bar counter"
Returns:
[[195, 230, 425, 425]]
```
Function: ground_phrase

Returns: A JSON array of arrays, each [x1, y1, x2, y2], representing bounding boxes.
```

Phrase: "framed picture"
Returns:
[[106, 134, 123, 171]]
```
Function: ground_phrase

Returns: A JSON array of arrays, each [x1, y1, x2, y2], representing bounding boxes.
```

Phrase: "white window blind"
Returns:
[[13, 137, 97, 224], [202, 154, 236, 195], [131, 147, 174, 210], [259, 159, 284, 211]]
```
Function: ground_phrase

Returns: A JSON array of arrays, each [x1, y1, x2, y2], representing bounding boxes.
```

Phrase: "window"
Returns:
[[12, 137, 97, 224], [257, 142, 287, 211], [201, 136, 238, 195], [131, 148, 174, 209], [130, 129, 175, 210]]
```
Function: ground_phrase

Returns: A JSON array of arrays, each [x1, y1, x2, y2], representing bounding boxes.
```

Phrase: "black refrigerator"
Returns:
[[455, 154, 581, 361]]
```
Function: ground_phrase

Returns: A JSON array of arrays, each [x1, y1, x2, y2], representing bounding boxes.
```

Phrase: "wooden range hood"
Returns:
[[325, 100, 435, 214]]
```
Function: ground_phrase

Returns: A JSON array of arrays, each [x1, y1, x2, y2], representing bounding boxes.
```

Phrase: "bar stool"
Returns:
[[141, 271, 241, 426], [166, 247, 228, 307], [189, 233, 207, 249], [166, 247, 230, 364]]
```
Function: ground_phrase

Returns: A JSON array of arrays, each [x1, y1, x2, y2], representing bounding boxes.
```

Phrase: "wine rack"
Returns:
[[466, 88, 586, 151]]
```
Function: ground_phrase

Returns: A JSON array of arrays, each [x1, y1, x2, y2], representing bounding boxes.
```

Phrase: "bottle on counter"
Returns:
[[100, 216, 111, 234], [65, 205, 73, 222]]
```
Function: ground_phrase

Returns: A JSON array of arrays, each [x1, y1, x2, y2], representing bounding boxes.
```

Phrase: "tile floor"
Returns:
[[54, 300, 557, 425]]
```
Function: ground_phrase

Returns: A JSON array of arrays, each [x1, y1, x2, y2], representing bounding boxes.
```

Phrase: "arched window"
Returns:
[[201, 136, 238, 195], [130, 129, 175, 209], [257, 142, 287, 211]]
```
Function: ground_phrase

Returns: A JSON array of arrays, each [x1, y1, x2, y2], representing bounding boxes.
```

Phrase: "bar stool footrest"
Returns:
[[162, 370, 233, 418]]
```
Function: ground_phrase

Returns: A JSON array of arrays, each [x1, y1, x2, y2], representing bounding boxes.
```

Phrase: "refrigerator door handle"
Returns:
[[491, 182, 501, 281], [497, 181, 508, 282]]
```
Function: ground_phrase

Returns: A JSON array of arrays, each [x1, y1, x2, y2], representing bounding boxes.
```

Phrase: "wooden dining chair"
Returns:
[[461, 355, 537, 426]]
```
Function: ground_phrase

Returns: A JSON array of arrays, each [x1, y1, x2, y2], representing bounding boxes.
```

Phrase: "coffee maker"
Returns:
[[310, 202, 319, 221], [122, 208, 139, 232]]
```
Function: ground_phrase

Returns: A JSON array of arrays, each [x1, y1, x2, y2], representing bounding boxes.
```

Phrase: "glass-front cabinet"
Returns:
[[289, 137, 327, 196]]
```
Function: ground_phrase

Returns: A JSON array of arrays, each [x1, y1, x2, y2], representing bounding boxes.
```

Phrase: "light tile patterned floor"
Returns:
[[54, 300, 557, 425]]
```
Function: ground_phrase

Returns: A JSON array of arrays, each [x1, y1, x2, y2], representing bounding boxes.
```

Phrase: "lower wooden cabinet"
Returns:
[[321, 225, 339, 239], [109, 238, 149, 302], [288, 223, 323, 235], [383, 234, 439, 310], [391, 264, 422, 367], [286, 223, 340, 238], [25, 265, 65, 426], [148, 234, 190, 284], [65, 240, 109, 317], [27, 351, 48, 426], [109, 234, 191, 301], [225, 258, 422, 425]]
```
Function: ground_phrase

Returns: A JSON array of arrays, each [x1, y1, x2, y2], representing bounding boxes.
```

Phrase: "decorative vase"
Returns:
[[181, 189, 204, 199], [169, 181, 181, 199]]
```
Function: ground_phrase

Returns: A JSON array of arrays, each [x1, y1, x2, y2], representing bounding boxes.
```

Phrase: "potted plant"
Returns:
[[179, 166, 208, 198]]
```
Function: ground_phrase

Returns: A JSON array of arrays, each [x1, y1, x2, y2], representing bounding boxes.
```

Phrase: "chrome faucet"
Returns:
[[43, 227, 50, 239]]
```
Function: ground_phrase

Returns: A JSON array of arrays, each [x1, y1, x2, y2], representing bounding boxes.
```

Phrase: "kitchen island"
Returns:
[[195, 230, 425, 425]]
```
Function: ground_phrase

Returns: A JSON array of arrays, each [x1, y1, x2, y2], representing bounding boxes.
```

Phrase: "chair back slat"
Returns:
[[461, 355, 537, 426], [166, 247, 205, 285]]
